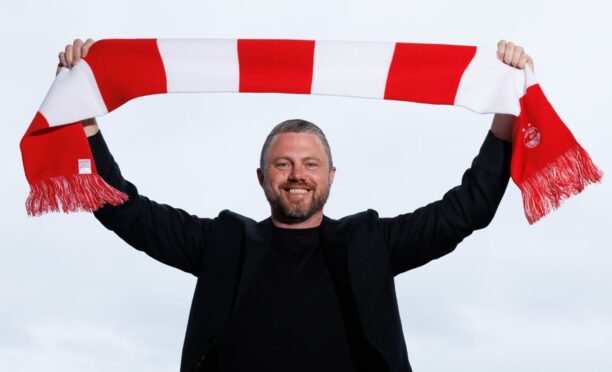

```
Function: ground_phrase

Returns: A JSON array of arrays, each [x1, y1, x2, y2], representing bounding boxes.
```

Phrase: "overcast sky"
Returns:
[[1, 0, 611, 371]]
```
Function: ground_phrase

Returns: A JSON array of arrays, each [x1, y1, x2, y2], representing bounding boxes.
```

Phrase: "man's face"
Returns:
[[257, 132, 336, 224]]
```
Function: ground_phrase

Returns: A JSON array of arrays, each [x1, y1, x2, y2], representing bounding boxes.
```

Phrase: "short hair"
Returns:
[[259, 119, 333, 169]]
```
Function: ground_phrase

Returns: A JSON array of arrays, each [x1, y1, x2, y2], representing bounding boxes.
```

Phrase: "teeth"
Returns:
[[288, 189, 308, 194]]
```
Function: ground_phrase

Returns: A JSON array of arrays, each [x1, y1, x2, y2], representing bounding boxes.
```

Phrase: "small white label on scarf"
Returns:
[[78, 159, 92, 174]]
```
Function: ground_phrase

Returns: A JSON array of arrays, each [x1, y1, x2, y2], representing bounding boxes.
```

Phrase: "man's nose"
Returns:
[[289, 164, 305, 181]]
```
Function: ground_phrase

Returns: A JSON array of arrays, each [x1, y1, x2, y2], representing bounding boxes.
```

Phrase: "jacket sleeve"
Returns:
[[89, 131, 213, 275], [378, 130, 512, 275]]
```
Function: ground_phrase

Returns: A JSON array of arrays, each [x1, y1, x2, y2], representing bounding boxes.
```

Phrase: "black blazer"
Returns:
[[89, 130, 512, 372]]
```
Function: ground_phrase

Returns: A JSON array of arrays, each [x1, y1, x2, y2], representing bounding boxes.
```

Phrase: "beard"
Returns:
[[264, 181, 331, 224]]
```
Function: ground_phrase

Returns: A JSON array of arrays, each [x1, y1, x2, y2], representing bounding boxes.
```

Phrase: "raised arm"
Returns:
[[379, 40, 531, 275], [59, 39, 213, 275], [379, 130, 512, 275]]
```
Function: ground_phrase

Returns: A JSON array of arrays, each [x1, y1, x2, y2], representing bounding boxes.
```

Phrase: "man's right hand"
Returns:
[[57, 38, 99, 137]]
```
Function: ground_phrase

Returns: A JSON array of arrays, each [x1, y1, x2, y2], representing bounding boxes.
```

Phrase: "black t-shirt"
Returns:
[[204, 225, 356, 372]]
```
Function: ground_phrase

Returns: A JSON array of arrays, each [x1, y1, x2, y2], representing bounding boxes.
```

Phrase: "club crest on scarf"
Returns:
[[523, 124, 541, 149]]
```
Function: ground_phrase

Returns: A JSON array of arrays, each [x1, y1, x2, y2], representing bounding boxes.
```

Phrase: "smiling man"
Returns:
[[257, 121, 336, 228], [59, 39, 531, 372]]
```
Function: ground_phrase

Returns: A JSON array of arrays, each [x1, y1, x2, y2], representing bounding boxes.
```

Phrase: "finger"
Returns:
[[526, 55, 535, 71], [504, 42, 515, 64], [511, 46, 523, 67], [65, 44, 74, 67], [518, 53, 531, 69], [497, 39, 506, 61], [58, 51, 67, 67], [73, 39, 83, 65], [518, 56, 535, 71], [82, 38, 95, 58]]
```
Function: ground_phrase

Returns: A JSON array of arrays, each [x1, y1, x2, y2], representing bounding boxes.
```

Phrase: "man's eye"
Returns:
[[306, 162, 318, 168], [277, 162, 290, 168]]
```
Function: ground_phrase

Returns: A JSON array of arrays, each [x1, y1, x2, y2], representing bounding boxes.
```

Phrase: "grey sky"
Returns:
[[1, 0, 611, 371]]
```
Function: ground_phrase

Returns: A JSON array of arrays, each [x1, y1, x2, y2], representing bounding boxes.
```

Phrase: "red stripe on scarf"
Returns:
[[20, 114, 129, 216], [237, 39, 315, 94], [83, 39, 167, 111], [512, 84, 602, 223], [512, 84, 577, 178], [20, 114, 94, 183], [384, 43, 476, 104]]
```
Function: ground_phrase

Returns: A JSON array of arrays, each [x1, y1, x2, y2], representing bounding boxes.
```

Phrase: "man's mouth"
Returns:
[[283, 188, 312, 201], [286, 188, 309, 194]]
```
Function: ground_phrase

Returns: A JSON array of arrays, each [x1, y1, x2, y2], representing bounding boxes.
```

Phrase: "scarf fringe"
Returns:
[[25, 174, 128, 216], [519, 144, 603, 224]]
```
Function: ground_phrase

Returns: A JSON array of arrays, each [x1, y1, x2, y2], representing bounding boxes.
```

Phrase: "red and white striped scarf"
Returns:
[[20, 39, 602, 224]]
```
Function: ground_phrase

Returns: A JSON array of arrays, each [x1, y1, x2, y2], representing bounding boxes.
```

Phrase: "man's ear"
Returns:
[[257, 168, 265, 187], [329, 166, 336, 185]]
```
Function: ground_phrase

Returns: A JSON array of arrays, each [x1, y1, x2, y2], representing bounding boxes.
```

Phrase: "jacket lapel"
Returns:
[[231, 217, 273, 315]]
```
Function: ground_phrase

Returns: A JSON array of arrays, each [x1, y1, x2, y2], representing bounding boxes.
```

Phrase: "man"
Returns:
[[58, 39, 532, 372]]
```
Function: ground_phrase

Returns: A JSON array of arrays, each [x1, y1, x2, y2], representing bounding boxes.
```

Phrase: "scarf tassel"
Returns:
[[519, 144, 603, 224], [25, 174, 128, 217]]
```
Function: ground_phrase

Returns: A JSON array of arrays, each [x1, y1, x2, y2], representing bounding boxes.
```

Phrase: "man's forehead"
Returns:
[[268, 132, 324, 149], [266, 132, 328, 159]]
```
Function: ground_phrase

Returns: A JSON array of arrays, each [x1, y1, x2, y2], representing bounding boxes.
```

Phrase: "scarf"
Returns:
[[20, 38, 603, 224]]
